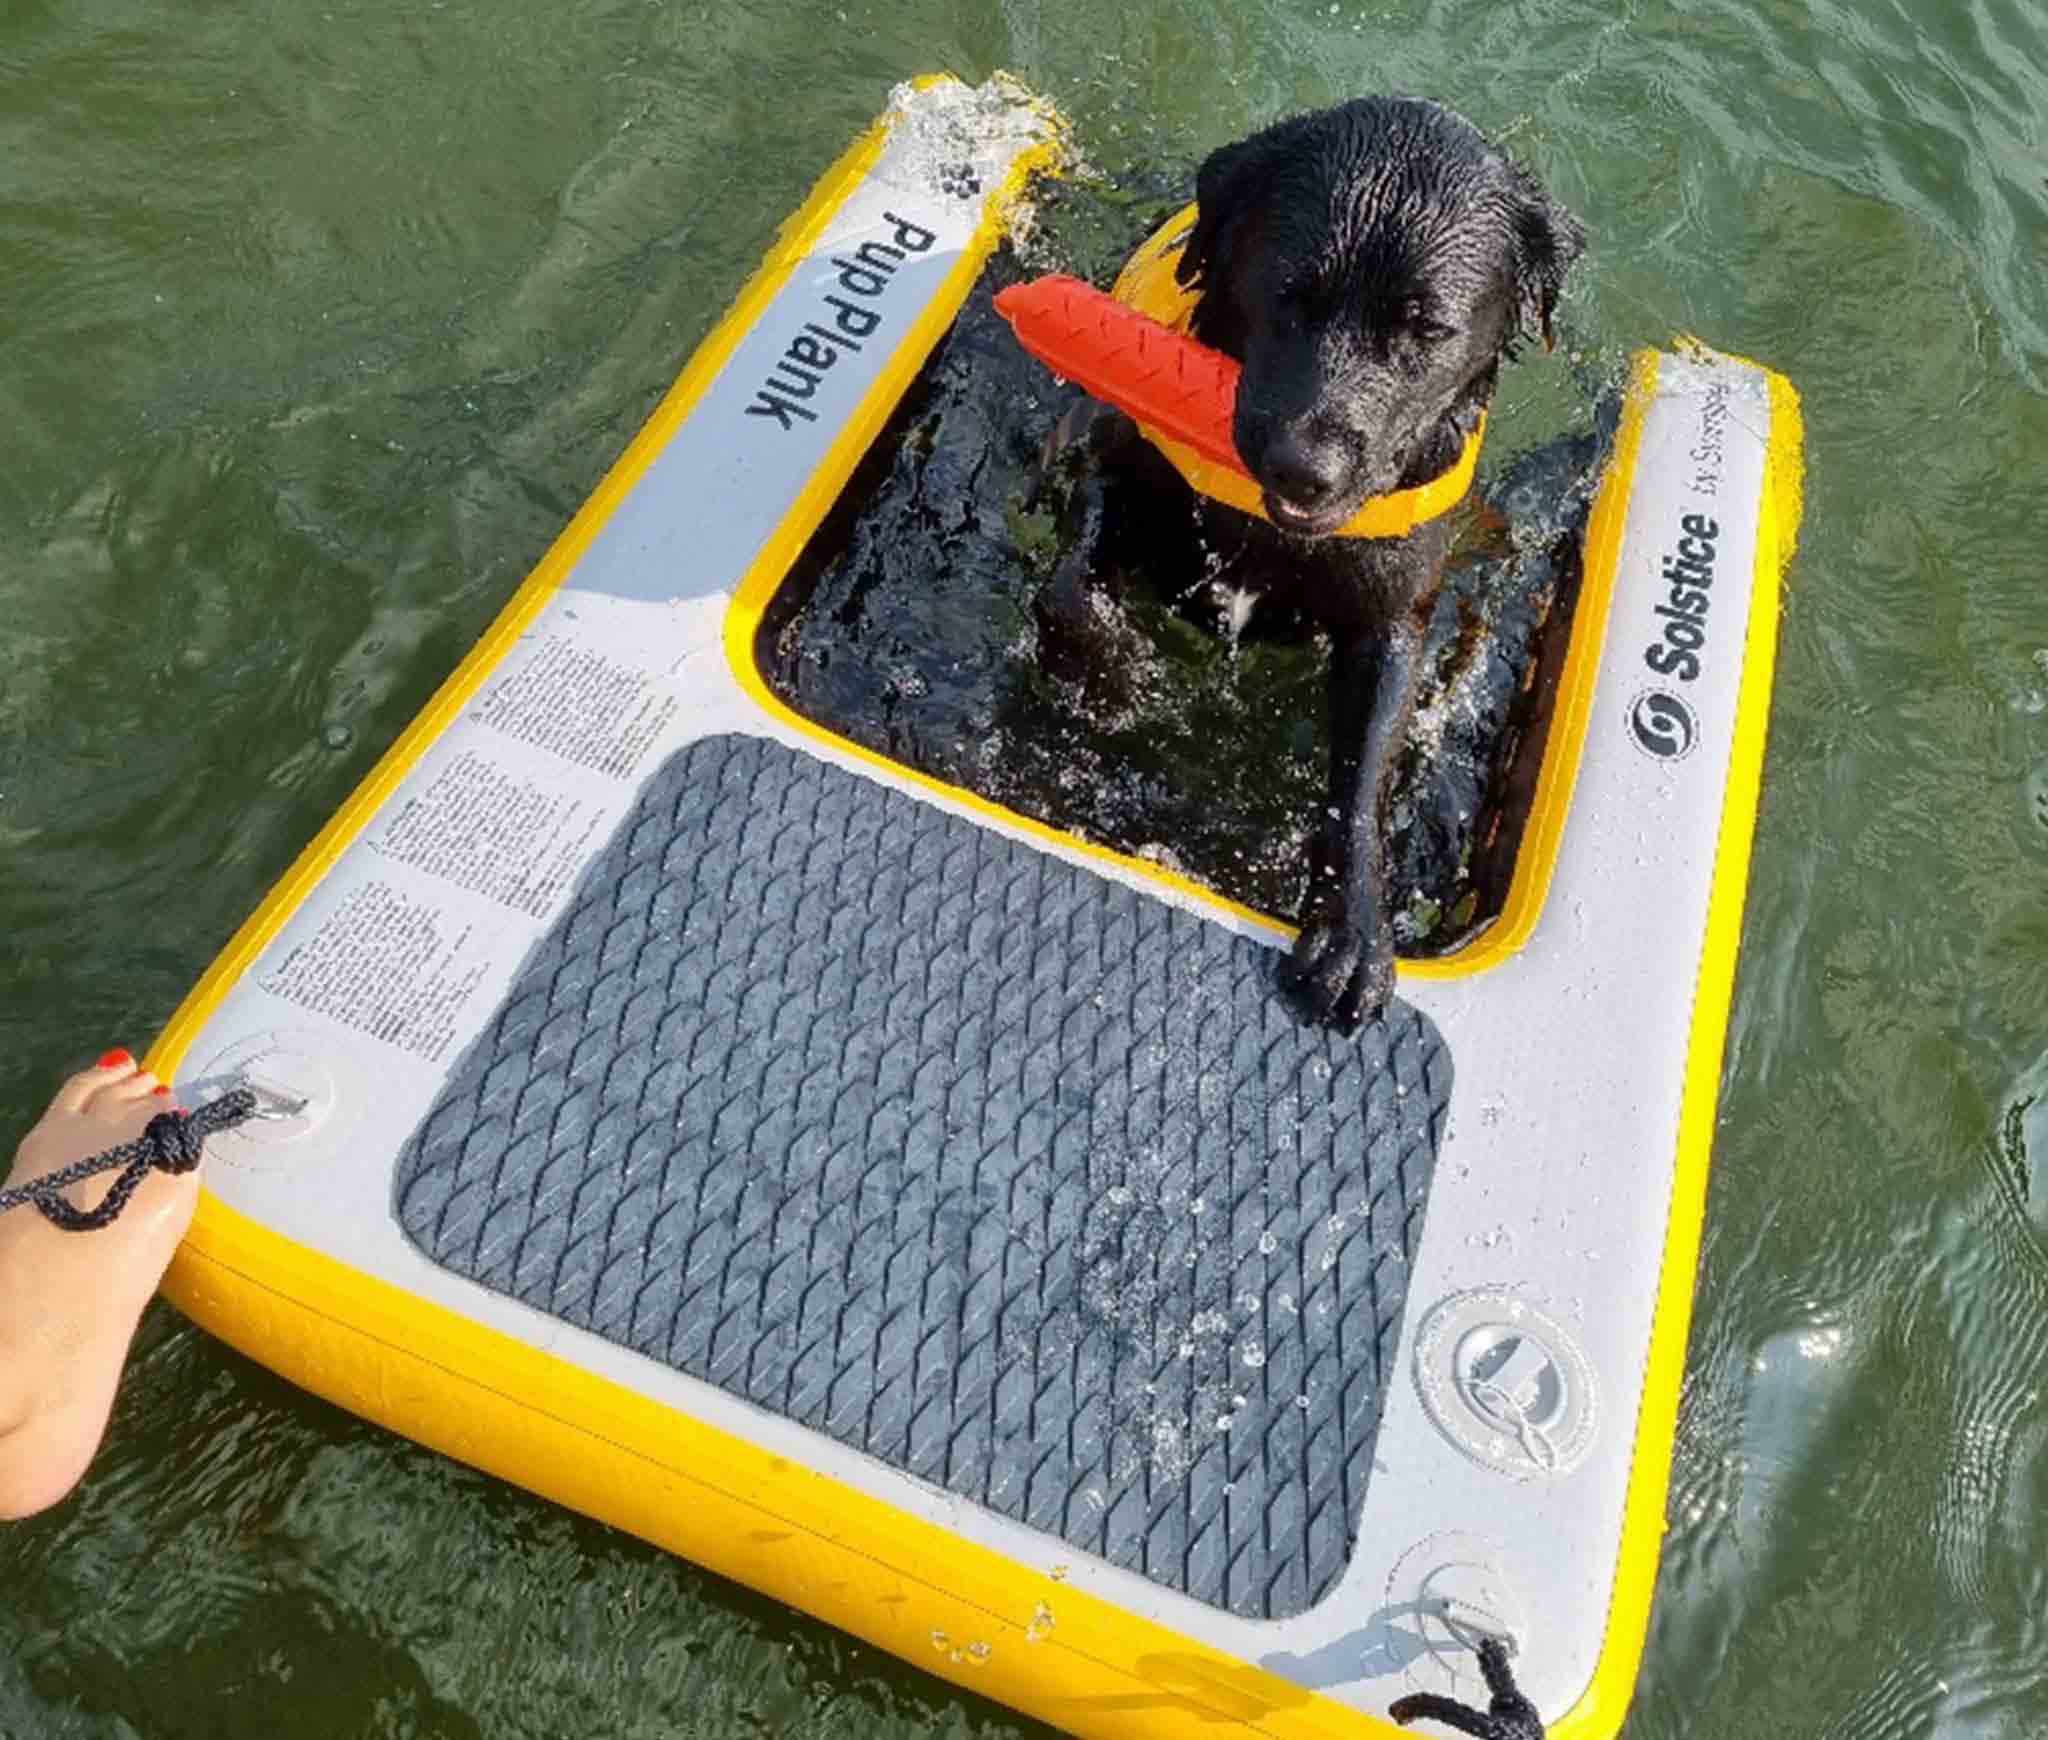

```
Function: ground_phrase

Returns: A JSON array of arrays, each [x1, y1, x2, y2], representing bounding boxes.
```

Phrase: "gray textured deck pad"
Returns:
[[395, 733, 1451, 1618]]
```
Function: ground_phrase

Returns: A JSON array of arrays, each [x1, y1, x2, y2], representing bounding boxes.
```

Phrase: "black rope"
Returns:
[[1389, 1637, 1545, 1740], [0, 1090, 258, 1231]]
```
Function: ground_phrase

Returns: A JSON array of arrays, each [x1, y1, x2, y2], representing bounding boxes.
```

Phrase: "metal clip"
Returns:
[[237, 1069, 310, 1122], [1433, 1595, 1521, 1658]]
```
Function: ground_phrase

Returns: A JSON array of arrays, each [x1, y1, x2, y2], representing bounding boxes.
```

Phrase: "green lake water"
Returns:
[[5, 1, 2048, 1734]]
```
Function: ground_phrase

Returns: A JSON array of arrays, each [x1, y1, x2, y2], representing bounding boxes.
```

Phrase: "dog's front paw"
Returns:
[[1281, 912, 1395, 1033]]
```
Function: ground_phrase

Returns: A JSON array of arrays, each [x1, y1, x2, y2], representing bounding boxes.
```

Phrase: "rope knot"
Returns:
[[0, 1086, 261, 1232], [1389, 1636, 1545, 1740], [142, 1110, 207, 1173]]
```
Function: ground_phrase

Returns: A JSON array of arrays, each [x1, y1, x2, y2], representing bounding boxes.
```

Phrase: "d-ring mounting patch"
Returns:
[[1413, 1288, 1596, 1479]]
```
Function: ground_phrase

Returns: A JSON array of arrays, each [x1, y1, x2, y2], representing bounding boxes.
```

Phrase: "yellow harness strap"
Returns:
[[1110, 204, 1484, 539]]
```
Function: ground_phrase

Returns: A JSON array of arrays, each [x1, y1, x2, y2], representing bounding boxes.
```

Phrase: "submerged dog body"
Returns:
[[1046, 97, 1584, 1029]]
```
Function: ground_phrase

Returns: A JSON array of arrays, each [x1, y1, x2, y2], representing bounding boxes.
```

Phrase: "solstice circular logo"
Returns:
[[1628, 688, 1699, 762]]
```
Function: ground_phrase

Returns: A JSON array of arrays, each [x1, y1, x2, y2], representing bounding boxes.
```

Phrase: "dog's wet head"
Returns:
[[1179, 98, 1585, 539]]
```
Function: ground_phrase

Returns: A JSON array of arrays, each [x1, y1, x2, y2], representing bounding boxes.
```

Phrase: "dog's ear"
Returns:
[[1503, 161, 1587, 353], [1178, 136, 1270, 293]]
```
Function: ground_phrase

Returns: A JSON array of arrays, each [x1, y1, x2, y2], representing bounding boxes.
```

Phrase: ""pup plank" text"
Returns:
[[745, 212, 938, 432]]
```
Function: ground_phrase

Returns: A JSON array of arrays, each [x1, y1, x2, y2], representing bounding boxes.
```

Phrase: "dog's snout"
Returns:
[[1255, 427, 1346, 509]]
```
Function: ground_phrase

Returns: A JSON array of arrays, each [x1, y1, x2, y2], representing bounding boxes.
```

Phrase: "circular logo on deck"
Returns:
[[1628, 688, 1699, 762]]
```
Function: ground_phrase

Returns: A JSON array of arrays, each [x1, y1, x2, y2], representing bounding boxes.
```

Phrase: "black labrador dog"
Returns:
[[1042, 96, 1584, 1032]]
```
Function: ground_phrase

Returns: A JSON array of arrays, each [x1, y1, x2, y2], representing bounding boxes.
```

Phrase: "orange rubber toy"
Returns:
[[991, 275, 1250, 478]]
